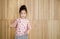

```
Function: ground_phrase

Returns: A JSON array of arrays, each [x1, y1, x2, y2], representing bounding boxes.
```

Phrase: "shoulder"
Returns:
[[16, 18, 21, 21], [25, 19, 30, 23]]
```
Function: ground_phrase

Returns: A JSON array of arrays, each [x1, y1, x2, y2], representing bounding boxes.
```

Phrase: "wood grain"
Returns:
[[0, 0, 60, 39]]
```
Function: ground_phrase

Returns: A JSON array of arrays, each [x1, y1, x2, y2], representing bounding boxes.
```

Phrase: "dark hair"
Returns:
[[19, 5, 27, 13]]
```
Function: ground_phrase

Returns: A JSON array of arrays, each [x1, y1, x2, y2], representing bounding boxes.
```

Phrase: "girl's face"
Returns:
[[20, 10, 27, 19]]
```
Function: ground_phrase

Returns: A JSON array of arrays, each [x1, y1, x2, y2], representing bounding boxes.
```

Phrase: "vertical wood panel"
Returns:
[[0, 0, 60, 39]]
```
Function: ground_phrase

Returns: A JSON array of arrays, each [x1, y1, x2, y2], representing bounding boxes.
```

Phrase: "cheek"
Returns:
[[24, 14, 26, 16]]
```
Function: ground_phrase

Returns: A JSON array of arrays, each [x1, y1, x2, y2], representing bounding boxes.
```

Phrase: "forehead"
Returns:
[[21, 10, 26, 13]]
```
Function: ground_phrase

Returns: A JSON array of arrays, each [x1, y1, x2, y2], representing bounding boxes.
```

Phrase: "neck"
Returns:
[[20, 17, 26, 19]]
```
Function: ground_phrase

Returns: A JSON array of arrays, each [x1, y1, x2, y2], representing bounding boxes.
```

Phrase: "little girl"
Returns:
[[11, 5, 31, 39]]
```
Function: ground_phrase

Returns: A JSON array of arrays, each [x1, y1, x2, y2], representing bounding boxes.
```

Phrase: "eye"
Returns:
[[24, 12, 26, 14]]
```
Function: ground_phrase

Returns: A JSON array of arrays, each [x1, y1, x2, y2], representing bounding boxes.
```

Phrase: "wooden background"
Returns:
[[0, 0, 60, 39]]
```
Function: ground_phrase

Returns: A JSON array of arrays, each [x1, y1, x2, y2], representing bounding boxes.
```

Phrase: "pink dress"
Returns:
[[11, 18, 31, 36]]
